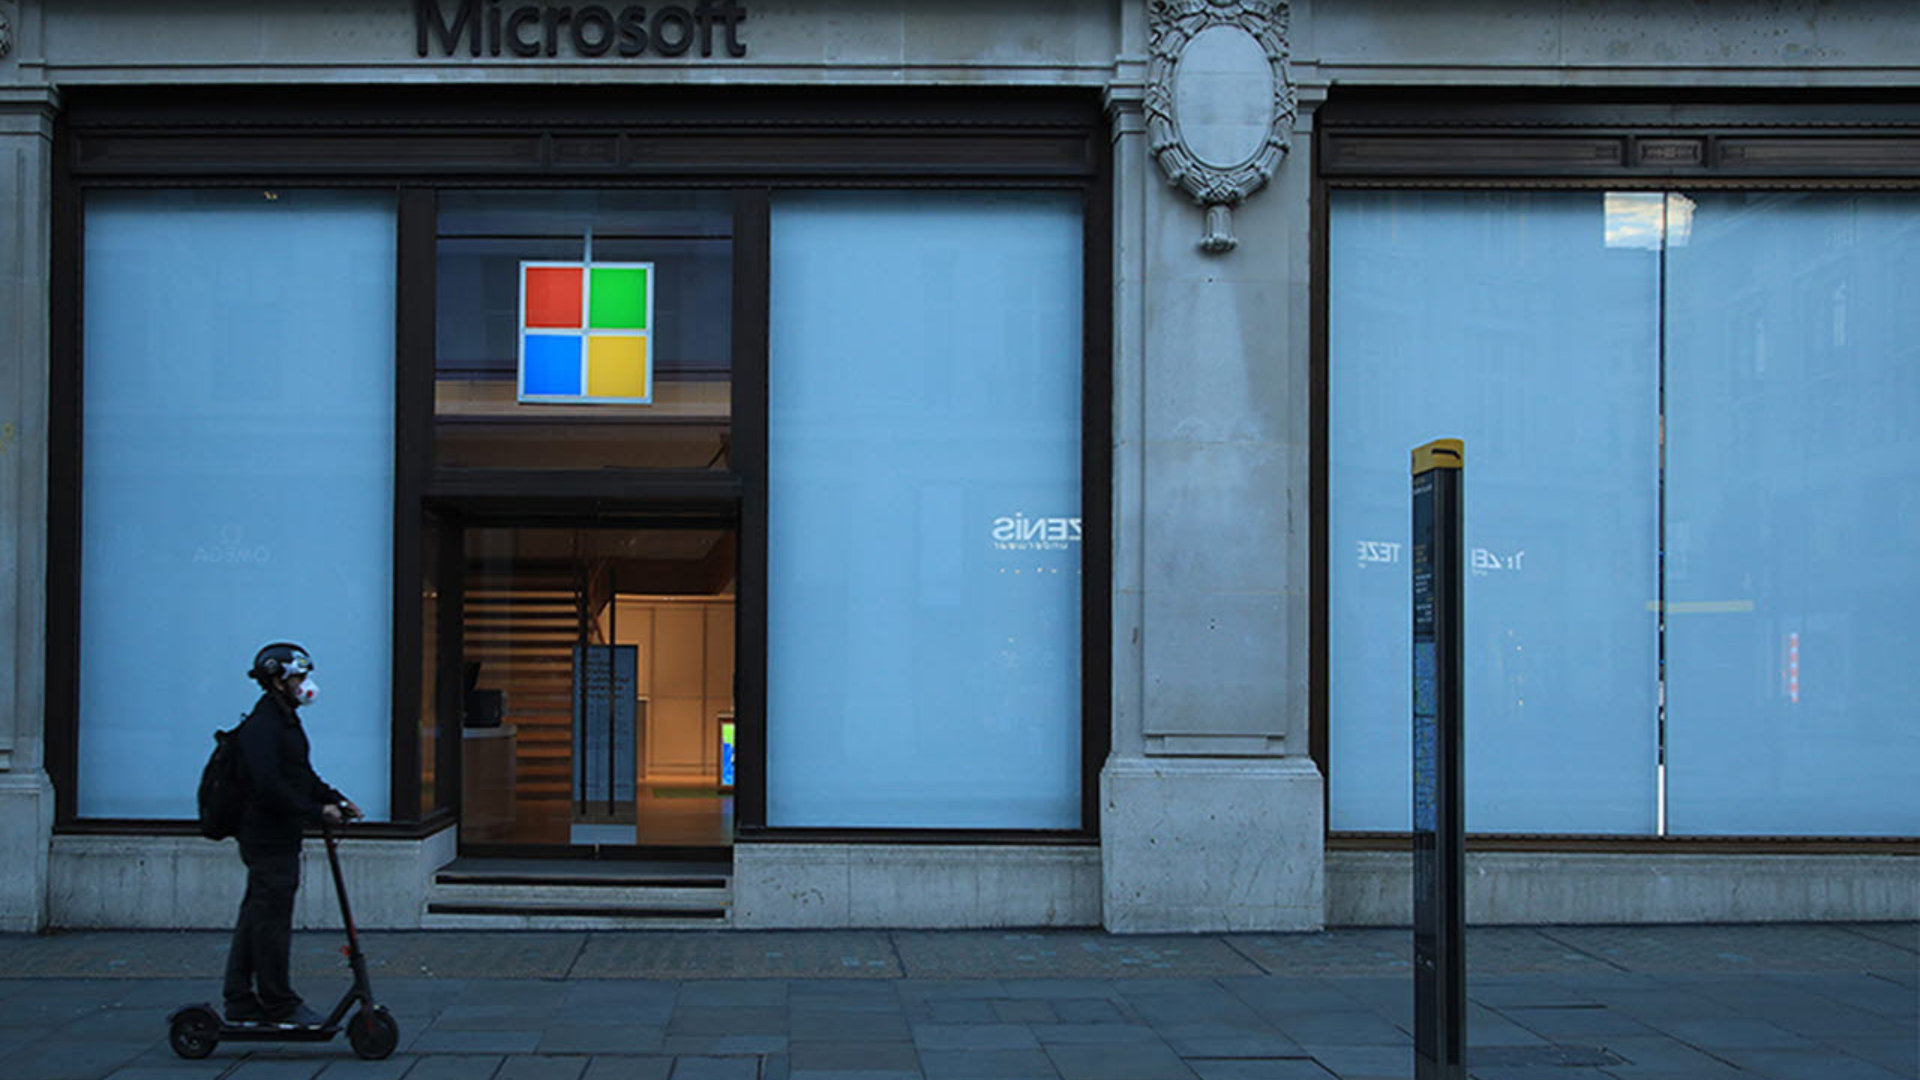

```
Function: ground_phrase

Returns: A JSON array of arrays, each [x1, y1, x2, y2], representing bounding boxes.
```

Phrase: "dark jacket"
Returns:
[[234, 692, 344, 854]]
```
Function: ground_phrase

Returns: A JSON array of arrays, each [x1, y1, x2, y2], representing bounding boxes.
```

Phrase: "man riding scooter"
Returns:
[[224, 642, 361, 1026]]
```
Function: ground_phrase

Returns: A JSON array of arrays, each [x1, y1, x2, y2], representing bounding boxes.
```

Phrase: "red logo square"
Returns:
[[524, 266, 583, 328]]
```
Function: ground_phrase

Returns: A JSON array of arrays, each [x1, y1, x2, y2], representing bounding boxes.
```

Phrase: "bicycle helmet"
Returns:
[[249, 642, 313, 688]]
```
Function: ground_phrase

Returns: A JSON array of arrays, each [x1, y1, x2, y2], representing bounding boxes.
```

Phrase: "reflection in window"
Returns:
[[1664, 192, 1920, 837]]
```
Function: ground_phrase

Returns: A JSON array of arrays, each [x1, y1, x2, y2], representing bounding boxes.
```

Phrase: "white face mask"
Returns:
[[288, 676, 319, 707]]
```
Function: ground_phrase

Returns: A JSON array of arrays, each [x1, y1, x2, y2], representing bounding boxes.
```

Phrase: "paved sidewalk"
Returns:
[[0, 923, 1911, 1080]]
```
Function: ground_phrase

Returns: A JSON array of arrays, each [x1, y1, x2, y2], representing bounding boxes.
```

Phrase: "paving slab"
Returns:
[[1293, 1043, 1410, 1078], [406, 1056, 507, 1080], [360, 934, 588, 979], [1770, 971, 1920, 1018], [1713, 1047, 1913, 1080], [1117, 985, 1272, 1029], [1028, 1022, 1167, 1046], [1045, 998, 1132, 1023], [1843, 923, 1920, 953], [896, 932, 1261, 980], [667, 1005, 788, 1037], [1537, 923, 1912, 974], [1495, 1004, 1660, 1039], [789, 1040, 922, 1072], [911, 1022, 1042, 1052], [498, 1054, 592, 1080], [662, 1034, 787, 1056], [313, 1058, 418, 1080], [1657, 1016, 1822, 1051], [105, 1067, 240, 1080], [409, 1027, 545, 1053], [1587, 1033, 1755, 1075], [537, 1023, 669, 1054], [1229, 930, 1411, 977], [677, 980, 791, 1008], [1044, 1040, 1198, 1080], [917, 1048, 1060, 1080], [580, 1056, 674, 1080], [223, 1061, 331, 1080], [1249, 1010, 1409, 1046], [1187, 1061, 1335, 1080], [4, 1036, 157, 1080], [573, 933, 899, 980], [1156, 1023, 1305, 1059], [789, 1007, 912, 1041], [659, 1056, 760, 1080], [1839, 1036, 1920, 1076]]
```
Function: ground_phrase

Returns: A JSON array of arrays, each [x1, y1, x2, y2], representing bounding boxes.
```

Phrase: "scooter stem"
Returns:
[[321, 820, 363, 961]]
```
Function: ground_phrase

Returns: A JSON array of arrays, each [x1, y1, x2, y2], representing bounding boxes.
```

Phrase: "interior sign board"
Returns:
[[1411, 437, 1465, 1080], [573, 644, 638, 819], [417, 0, 749, 59]]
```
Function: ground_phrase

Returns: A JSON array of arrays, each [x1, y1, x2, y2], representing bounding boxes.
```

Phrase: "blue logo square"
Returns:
[[523, 333, 583, 397]]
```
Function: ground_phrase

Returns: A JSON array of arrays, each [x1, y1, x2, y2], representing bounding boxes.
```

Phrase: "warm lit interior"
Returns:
[[457, 526, 735, 849]]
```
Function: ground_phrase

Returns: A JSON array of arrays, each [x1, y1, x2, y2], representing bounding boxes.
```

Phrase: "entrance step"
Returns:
[[423, 858, 732, 930]]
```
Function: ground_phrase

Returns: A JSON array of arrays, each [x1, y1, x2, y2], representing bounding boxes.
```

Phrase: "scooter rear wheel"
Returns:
[[168, 1007, 220, 1059], [347, 1006, 399, 1060]]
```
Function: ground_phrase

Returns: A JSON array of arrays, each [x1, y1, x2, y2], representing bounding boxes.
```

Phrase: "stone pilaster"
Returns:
[[0, 82, 57, 932], [1100, 0, 1322, 932]]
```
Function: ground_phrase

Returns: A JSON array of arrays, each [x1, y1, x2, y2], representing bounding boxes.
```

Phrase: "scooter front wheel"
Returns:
[[347, 1006, 399, 1060], [167, 1006, 220, 1059]]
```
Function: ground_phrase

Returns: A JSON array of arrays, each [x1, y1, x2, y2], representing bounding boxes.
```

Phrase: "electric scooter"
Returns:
[[168, 815, 400, 1061]]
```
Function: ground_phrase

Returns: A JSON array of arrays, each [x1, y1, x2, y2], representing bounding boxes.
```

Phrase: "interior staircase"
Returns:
[[463, 569, 581, 826]]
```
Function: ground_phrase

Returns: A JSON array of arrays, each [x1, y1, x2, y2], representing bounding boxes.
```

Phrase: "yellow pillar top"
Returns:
[[1411, 438, 1464, 474]]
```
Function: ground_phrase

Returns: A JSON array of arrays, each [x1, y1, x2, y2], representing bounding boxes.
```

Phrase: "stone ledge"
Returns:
[[733, 842, 1101, 930], [48, 826, 454, 930], [1328, 848, 1920, 926]]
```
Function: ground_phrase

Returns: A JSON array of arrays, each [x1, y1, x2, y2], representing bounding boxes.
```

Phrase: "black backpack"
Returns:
[[196, 720, 248, 841]]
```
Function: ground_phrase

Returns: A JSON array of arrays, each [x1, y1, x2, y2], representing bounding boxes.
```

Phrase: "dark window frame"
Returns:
[[46, 85, 1111, 845], [1311, 88, 1920, 854]]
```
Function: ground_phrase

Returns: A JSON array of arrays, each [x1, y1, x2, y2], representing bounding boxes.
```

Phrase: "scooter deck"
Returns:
[[216, 1020, 341, 1042]]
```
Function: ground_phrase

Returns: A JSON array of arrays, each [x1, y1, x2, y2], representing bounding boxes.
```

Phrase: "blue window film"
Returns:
[[78, 189, 397, 821], [766, 191, 1084, 830], [1329, 190, 1662, 835]]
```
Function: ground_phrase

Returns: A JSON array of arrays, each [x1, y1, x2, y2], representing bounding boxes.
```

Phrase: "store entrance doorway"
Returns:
[[451, 522, 736, 856]]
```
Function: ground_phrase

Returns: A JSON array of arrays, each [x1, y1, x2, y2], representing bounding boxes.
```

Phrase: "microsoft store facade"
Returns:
[[1, 0, 1913, 933]]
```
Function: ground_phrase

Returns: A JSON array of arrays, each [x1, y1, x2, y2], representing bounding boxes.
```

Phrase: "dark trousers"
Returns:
[[222, 846, 302, 1015]]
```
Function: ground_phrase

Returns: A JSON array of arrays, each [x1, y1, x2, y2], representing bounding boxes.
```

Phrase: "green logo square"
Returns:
[[588, 266, 649, 330]]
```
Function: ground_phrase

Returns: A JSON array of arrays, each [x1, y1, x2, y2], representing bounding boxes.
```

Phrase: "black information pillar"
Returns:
[[1411, 438, 1465, 1080]]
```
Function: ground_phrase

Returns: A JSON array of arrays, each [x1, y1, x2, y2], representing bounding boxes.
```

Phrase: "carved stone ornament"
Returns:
[[0, 12, 12, 61], [1145, 0, 1295, 253]]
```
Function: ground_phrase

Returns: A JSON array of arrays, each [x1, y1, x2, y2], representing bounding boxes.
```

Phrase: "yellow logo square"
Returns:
[[585, 335, 648, 399]]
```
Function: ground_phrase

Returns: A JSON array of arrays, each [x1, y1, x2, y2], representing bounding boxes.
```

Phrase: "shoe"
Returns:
[[224, 998, 266, 1024], [267, 1003, 324, 1027]]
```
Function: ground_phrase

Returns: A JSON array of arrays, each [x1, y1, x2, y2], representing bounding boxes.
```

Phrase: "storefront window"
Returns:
[[1329, 190, 1662, 835], [1329, 188, 1920, 838], [766, 191, 1084, 829], [1664, 192, 1920, 837], [434, 190, 732, 470], [77, 190, 397, 820]]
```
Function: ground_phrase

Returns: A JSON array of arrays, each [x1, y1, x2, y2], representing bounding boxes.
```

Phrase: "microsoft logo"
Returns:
[[518, 261, 653, 404]]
